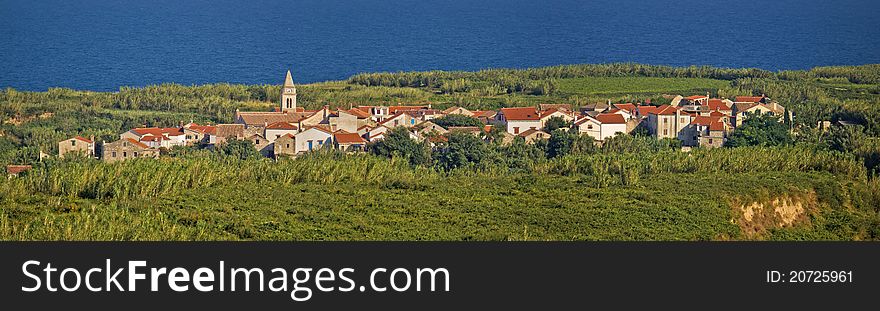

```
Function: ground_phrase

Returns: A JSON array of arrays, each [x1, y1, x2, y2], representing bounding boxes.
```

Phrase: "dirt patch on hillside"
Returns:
[[733, 191, 817, 239]]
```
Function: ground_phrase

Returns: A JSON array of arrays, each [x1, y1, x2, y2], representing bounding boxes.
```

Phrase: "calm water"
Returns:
[[2, 0, 880, 91]]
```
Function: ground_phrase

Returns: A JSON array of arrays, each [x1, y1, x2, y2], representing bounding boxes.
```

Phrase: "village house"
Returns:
[[683, 115, 728, 148], [183, 123, 216, 145], [447, 126, 483, 137], [539, 108, 575, 125], [574, 113, 628, 141], [415, 121, 448, 137], [498, 107, 541, 135], [58, 136, 96, 158], [212, 124, 245, 145], [102, 138, 159, 162], [471, 110, 498, 124], [247, 133, 273, 157], [645, 105, 692, 140], [273, 134, 297, 158], [264, 122, 299, 142], [517, 128, 549, 144], [332, 108, 373, 133], [333, 131, 367, 152], [121, 127, 187, 149], [295, 126, 333, 154]]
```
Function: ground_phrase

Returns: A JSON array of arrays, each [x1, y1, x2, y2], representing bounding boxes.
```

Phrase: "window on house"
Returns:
[[394, 120, 399, 126], [71, 140, 76, 146], [411, 119, 415, 125], [663, 129, 668, 135], [708, 138, 713, 144], [134, 152, 139, 157], [112, 152, 117, 157], [286, 144, 290, 148], [513, 127, 520, 134], [318, 140, 323, 145], [587, 124, 593, 129], [663, 118, 668, 123], [680, 118, 685, 123], [255, 139, 260, 144], [123, 152, 127, 157]]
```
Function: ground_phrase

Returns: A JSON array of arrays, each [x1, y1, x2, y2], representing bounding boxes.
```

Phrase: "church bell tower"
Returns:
[[281, 70, 297, 113]]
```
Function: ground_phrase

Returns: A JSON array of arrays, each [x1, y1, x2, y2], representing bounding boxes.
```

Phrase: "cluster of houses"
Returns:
[[56, 71, 788, 161]]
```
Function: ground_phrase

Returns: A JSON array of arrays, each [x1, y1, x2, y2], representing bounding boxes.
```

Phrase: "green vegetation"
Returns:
[[2, 63, 880, 240]]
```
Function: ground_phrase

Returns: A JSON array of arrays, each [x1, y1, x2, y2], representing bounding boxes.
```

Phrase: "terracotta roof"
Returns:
[[124, 138, 151, 149], [334, 132, 367, 144], [73, 136, 93, 143], [709, 121, 725, 131], [685, 95, 708, 100], [279, 133, 296, 139], [690, 116, 722, 126], [215, 124, 245, 138], [139, 135, 166, 142], [428, 135, 448, 143], [733, 102, 758, 113], [501, 107, 540, 121], [351, 108, 373, 118], [471, 110, 497, 118], [637, 106, 662, 115], [735, 96, 764, 103], [132, 127, 184, 137], [612, 103, 637, 113], [595, 113, 627, 124], [651, 105, 679, 115], [187, 124, 217, 135], [707, 99, 730, 111], [266, 122, 298, 130], [539, 108, 564, 119], [6, 165, 32, 175]]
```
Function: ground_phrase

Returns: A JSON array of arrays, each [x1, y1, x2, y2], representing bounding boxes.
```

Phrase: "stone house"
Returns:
[[264, 122, 299, 143], [102, 138, 159, 162], [58, 136, 96, 158], [517, 128, 549, 144], [645, 105, 691, 140], [274, 134, 297, 158]]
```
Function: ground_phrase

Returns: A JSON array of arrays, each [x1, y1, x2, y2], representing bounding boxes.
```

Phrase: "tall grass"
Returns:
[[1, 152, 438, 201]]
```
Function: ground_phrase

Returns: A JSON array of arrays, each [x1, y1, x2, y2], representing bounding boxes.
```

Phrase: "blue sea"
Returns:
[[1, 0, 879, 91]]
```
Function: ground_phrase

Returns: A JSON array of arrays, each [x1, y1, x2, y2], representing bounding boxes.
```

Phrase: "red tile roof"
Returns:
[[500, 107, 540, 121], [637, 105, 662, 115], [6, 165, 32, 175], [74, 136, 93, 143], [707, 99, 730, 111], [266, 122, 298, 130], [613, 103, 637, 113], [471, 110, 497, 118], [596, 113, 627, 124], [334, 132, 366, 144], [187, 124, 217, 135], [709, 121, 725, 131], [685, 95, 708, 100], [652, 105, 679, 115], [132, 127, 184, 137], [125, 138, 151, 149], [342, 108, 371, 118]]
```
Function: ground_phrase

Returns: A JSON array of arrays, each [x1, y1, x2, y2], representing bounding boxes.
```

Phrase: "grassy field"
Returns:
[[1, 170, 873, 241]]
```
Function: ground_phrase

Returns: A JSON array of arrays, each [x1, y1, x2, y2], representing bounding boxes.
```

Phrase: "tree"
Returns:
[[215, 139, 261, 160], [827, 124, 866, 153], [545, 129, 596, 158], [432, 114, 483, 129], [366, 127, 431, 166], [725, 113, 793, 147], [433, 132, 497, 171], [543, 116, 569, 132]]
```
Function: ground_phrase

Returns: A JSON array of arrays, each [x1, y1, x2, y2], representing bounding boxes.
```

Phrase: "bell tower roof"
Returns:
[[283, 70, 295, 88]]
